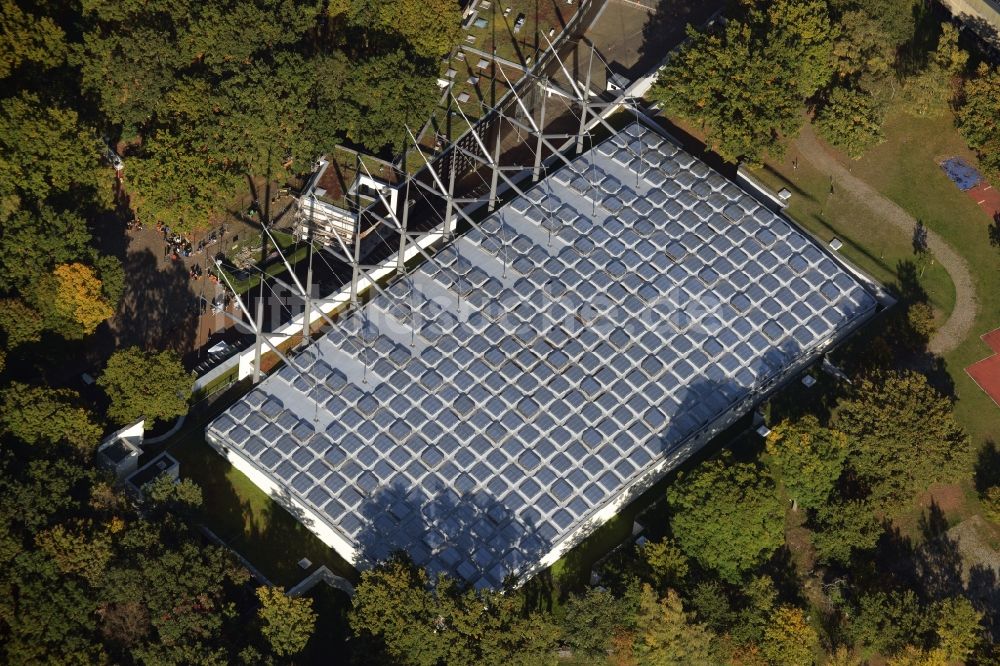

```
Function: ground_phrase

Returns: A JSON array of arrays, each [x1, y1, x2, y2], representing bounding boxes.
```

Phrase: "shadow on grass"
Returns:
[[875, 500, 999, 641], [974, 440, 1000, 494]]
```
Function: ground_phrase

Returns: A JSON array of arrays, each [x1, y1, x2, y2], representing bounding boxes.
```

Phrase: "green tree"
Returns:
[[834, 371, 969, 509], [0, 0, 67, 78], [955, 63, 1000, 178], [830, 0, 915, 83], [666, 454, 785, 582], [374, 0, 461, 59], [0, 206, 92, 290], [0, 298, 44, 348], [933, 597, 983, 661], [815, 86, 886, 158], [93, 253, 125, 312], [98, 347, 192, 428], [809, 499, 882, 565], [350, 556, 560, 666], [767, 0, 838, 96], [901, 24, 968, 118], [146, 476, 203, 511], [631, 585, 716, 665], [651, 19, 806, 165], [34, 520, 113, 586], [0, 383, 103, 451], [850, 589, 931, 656], [766, 415, 848, 510], [256, 586, 317, 657], [640, 537, 689, 590], [340, 50, 440, 154], [128, 130, 240, 231], [760, 605, 819, 666], [561, 586, 638, 656], [0, 93, 101, 211]]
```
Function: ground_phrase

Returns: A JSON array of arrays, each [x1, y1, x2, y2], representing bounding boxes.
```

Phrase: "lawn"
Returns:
[[751, 147, 956, 318], [758, 110, 999, 450], [168, 429, 357, 588], [834, 110, 1000, 449], [754, 109, 1000, 531]]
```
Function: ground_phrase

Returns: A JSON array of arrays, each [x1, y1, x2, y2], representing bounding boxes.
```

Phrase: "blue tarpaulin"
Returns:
[[940, 157, 982, 191]]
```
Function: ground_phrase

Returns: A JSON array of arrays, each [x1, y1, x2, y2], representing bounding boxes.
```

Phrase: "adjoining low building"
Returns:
[[207, 121, 883, 589], [96, 419, 146, 484], [125, 452, 180, 503]]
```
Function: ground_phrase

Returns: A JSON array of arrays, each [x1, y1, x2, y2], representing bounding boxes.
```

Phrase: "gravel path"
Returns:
[[796, 125, 978, 356]]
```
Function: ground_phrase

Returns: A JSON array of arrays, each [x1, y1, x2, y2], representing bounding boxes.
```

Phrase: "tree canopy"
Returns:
[[955, 62, 1000, 180], [665, 454, 785, 582], [650, 0, 835, 165], [0, 383, 102, 452], [98, 348, 193, 428], [766, 415, 849, 510], [256, 586, 318, 657], [834, 371, 969, 509], [350, 556, 561, 666]]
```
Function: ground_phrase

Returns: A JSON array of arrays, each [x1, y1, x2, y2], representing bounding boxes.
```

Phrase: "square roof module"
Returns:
[[206, 122, 880, 589]]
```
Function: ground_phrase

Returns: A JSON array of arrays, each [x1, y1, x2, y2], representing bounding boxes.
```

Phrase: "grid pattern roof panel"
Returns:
[[207, 122, 877, 589]]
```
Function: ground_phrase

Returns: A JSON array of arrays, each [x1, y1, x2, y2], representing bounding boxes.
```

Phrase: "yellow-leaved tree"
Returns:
[[53, 262, 113, 333], [761, 606, 819, 666]]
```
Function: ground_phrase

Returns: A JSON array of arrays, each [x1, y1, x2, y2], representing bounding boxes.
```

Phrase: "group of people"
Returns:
[[152, 222, 229, 262], [158, 223, 193, 260]]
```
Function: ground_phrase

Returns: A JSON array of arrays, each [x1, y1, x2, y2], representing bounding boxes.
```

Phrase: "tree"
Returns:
[[374, 0, 461, 59], [809, 499, 882, 565], [0, 298, 44, 348], [127, 130, 240, 231], [146, 476, 203, 511], [982, 485, 1000, 523], [886, 646, 949, 666], [93, 253, 125, 312], [561, 586, 639, 656], [98, 347, 192, 428], [0, 206, 92, 290], [830, 0, 916, 83], [53, 263, 114, 334], [0, 383, 103, 451], [256, 586, 317, 657], [901, 24, 968, 119], [665, 453, 785, 582], [640, 537, 689, 590], [350, 556, 560, 666], [0, 0, 67, 78], [631, 585, 716, 665], [834, 371, 969, 509], [760, 606, 819, 666], [766, 0, 838, 96], [850, 589, 931, 656], [815, 86, 886, 158], [933, 597, 982, 661], [35, 520, 113, 586], [340, 50, 440, 154], [0, 93, 100, 211], [955, 63, 1000, 179], [651, 20, 806, 165], [766, 415, 848, 510]]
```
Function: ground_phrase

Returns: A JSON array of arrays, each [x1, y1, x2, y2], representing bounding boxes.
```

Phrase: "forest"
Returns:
[[1, 0, 999, 663]]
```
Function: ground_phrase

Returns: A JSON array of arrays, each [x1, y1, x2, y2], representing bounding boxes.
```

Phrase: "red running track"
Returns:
[[966, 327, 1000, 408]]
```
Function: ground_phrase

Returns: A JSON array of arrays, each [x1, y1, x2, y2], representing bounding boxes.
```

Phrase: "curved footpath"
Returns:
[[796, 125, 978, 356]]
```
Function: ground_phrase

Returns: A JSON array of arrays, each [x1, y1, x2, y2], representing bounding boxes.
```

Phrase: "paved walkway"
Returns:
[[286, 565, 355, 597], [796, 125, 978, 356]]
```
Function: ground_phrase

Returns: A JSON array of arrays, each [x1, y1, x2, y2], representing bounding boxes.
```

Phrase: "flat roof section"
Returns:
[[207, 122, 879, 589]]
